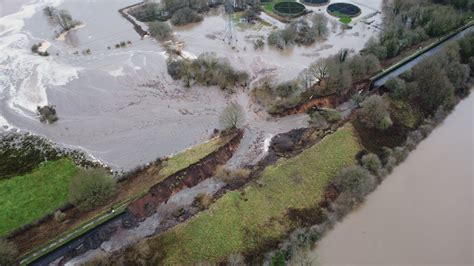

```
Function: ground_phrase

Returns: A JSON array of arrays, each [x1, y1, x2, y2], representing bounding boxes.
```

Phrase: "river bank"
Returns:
[[313, 92, 474, 265]]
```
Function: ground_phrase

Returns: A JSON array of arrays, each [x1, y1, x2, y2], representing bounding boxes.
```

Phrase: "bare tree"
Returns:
[[44, 7, 81, 32], [311, 13, 328, 37], [219, 102, 245, 130]]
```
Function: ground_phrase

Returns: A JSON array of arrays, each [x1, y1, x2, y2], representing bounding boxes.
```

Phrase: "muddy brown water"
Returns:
[[312, 93, 474, 265]]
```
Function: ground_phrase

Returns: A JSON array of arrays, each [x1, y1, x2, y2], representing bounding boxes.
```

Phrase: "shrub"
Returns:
[[270, 251, 286, 266], [194, 193, 213, 210], [385, 77, 407, 100], [357, 95, 392, 130], [309, 111, 328, 128], [377, 115, 393, 130], [0, 238, 17, 266], [148, 21, 172, 40], [219, 102, 245, 130], [275, 81, 299, 98], [37, 105, 58, 124], [214, 165, 250, 186], [167, 53, 248, 89], [361, 153, 382, 175], [253, 38, 265, 50], [419, 123, 434, 137], [54, 210, 66, 222], [333, 165, 376, 199], [31, 43, 40, 53], [321, 108, 341, 122], [68, 168, 117, 210], [242, 9, 258, 23], [405, 130, 424, 150], [170, 7, 203, 26], [392, 146, 408, 163]]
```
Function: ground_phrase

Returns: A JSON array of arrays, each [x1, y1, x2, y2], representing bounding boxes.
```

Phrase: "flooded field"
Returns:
[[313, 93, 474, 265], [0, 0, 382, 170]]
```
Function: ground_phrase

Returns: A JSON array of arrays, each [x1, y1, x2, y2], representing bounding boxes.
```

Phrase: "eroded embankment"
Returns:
[[127, 130, 243, 220], [273, 81, 369, 117], [118, 2, 148, 37], [29, 131, 243, 265]]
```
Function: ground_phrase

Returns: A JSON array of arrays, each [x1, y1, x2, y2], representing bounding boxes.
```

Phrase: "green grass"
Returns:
[[20, 134, 237, 265], [339, 16, 351, 24], [138, 125, 361, 264], [262, 0, 295, 13], [264, 3, 274, 12], [159, 134, 235, 178], [0, 159, 78, 236]]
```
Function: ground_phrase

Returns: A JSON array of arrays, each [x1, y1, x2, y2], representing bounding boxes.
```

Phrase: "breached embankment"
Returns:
[[28, 131, 243, 265]]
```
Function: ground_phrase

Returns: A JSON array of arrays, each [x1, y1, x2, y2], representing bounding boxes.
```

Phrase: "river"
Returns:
[[312, 93, 474, 265]]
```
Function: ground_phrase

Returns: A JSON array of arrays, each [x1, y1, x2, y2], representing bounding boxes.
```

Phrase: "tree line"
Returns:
[[363, 0, 470, 60]]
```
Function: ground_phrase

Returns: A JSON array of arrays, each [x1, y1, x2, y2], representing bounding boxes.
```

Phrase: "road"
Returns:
[[372, 25, 473, 88]]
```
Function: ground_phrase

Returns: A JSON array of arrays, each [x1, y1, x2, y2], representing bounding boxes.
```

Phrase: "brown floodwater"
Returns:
[[313, 93, 474, 265]]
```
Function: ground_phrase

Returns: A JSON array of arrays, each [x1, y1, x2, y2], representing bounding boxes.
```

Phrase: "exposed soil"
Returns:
[[273, 80, 370, 117], [11, 132, 242, 258], [127, 130, 243, 220]]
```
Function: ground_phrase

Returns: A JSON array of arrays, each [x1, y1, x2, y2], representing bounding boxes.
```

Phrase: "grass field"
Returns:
[[18, 133, 238, 264], [131, 125, 361, 264], [0, 159, 78, 236]]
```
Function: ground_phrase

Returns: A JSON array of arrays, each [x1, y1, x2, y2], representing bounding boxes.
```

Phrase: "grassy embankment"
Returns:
[[18, 133, 237, 264], [0, 159, 78, 236], [124, 125, 361, 264]]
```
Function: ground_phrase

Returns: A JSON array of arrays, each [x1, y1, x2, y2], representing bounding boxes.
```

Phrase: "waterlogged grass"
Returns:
[[0, 159, 78, 236], [141, 125, 361, 264]]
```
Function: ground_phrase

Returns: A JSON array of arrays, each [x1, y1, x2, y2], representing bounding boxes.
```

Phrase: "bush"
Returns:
[[377, 115, 393, 130], [321, 108, 341, 122], [68, 168, 117, 210], [219, 102, 245, 130], [215, 165, 250, 186], [148, 21, 172, 40], [0, 238, 17, 266], [270, 251, 286, 266], [392, 146, 408, 163], [357, 95, 392, 130], [54, 210, 66, 222], [333, 165, 376, 199], [170, 7, 203, 26], [361, 153, 382, 175], [37, 105, 58, 124], [309, 111, 328, 128], [194, 193, 213, 210], [385, 77, 407, 100]]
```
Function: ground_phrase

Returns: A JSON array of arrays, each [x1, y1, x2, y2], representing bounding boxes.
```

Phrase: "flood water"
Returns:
[[0, 0, 382, 170], [313, 93, 474, 265]]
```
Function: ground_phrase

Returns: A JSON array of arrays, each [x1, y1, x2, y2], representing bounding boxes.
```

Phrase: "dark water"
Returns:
[[313, 93, 474, 265]]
